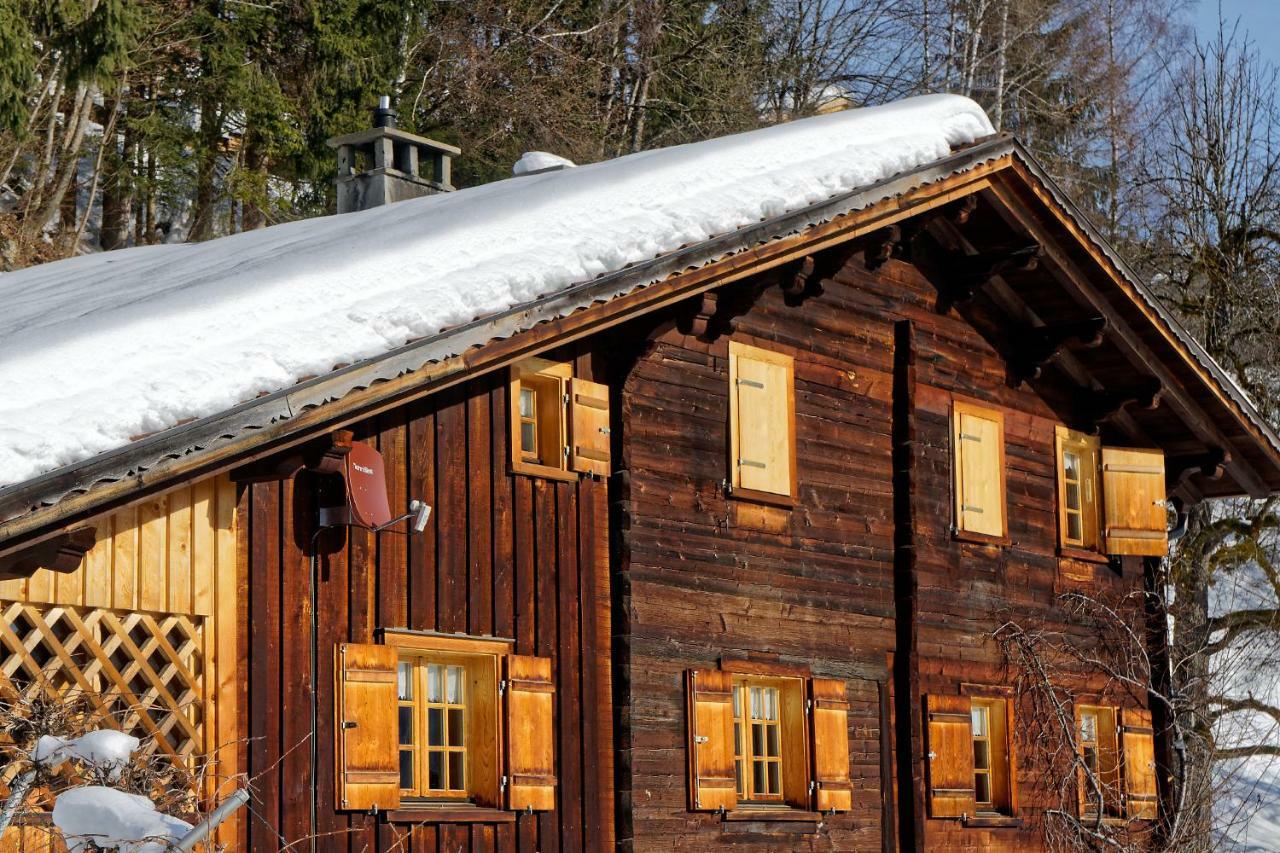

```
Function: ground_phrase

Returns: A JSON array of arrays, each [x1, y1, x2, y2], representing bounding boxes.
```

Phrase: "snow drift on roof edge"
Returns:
[[0, 94, 993, 488]]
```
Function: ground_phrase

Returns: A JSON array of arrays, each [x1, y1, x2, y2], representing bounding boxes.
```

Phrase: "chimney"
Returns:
[[326, 95, 460, 213]]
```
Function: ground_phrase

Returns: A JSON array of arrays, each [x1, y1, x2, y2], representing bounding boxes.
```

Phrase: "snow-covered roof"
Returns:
[[0, 95, 992, 489]]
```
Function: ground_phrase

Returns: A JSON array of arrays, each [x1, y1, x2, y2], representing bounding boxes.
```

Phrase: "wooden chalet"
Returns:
[[1, 96, 1279, 853]]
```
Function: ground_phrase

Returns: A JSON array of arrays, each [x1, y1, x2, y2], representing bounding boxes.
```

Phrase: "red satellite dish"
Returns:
[[343, 443, 394, 529]]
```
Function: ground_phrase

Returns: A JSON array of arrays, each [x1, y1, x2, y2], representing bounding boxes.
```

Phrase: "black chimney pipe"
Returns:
[[372, 94, 398, 129]]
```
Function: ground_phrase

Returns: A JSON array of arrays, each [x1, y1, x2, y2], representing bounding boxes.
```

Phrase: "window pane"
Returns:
[[428, 752, 443, 790], [733, 722, 742, 755], [752, 723, 764, 755], [1067, 512, 1082, 541], [1081, 712, 1097, 743], [971, 706, 988, 737], [448, 708, 465, 746], [428, 707, 443, 745], [448, 751, 466, 791], [399, 750, 414, 789], [766, 725, 780, 758], [520, 388, 535, 418], [767, 761, 780, 794], [764, 689, 777, 721], [1084, 745, 1098, 774], [398, 707, 414, 746], [447, 665, 464, 704], [973, 740, 990, 770], [397, 661, 413, 700], [753, 760, 766, 795], [750, 687, 761, 718], [1065, 482, 1081, 511], [975, 772, 991, 805], [1064, 450, 1080, 481], [735, 760, 743, 795], [521, 422, 537, 455], [427, 664, 442, 702], [732, 687, 741, 717]]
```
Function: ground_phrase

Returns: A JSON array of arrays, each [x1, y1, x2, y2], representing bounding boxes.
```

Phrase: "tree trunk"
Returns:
[[101, 95, 133, 251]]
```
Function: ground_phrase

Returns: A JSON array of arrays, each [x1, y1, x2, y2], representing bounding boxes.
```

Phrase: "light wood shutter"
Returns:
[[334, 643, 401, 812], [504, 654, 557, 811], [1101, 448, 1167, 556], [809, 678, 853, 812], [569, 378, 611, 476], [952, 402, 1005, 538], [686, 669, 738, 812], [1121, 708, 1158, 821], [729, 342, 795, 497], [925, 694, 975, 819]]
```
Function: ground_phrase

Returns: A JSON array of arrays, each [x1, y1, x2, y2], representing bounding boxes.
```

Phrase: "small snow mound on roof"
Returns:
[[0, 94, 992, 488], [35, 730, 140, 779], [513, 151, 576, 175], [53, 786, 191, 852]]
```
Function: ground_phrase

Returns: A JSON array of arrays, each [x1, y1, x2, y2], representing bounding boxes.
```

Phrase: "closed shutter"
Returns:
[[925, 694, 975, 819], [952, 403, 1005, 537], [334, 643, 400, 812], [1121, 708, 1158, 820], [686, 669, 738, 812], [1102, 448, 1168, 556], [504, 654, 557, 811], [809, 678, 853, 812], [569, 378, 611, 476], [729, 342, 794, 497]]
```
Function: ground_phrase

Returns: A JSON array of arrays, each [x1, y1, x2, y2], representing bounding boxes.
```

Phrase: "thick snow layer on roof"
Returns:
[[0, 94, 992, 488]]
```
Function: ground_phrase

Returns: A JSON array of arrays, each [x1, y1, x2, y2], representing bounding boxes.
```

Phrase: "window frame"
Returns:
[[731, 677, 787, 803], [969, 696, 1014, 817], [1055, 426, 1102, 554], [950, 399, 1009, 544], [509, 358, 576, 482], [1076, 703, 1123, 819], [382, 630, 510, 806], [727, 340, 798, 506]]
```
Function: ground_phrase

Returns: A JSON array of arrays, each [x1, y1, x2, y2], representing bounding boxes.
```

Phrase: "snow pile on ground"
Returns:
[[0, 94, 992, 489], [52, 787, 191, 853], [34, 730, 140, 780], [512, 151, 576, 175]]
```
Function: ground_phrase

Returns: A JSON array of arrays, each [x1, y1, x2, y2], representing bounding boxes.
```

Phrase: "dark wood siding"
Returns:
[[238, 356, 614, 853]]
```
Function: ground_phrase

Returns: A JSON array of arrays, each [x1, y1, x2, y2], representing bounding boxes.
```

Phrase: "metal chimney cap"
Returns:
[[372, 95, 398, 129]]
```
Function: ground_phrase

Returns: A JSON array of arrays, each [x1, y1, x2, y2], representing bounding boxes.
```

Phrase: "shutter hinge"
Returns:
[[563, 446, 571, 459], [694, 735, 709, 744], [500, 775, 508, 791], [600, 426, 611, 435], [499, 679, 507, 697], [959, 433, 982, 442], [960, 505, 984, 513], [735, 378, 765, 389], [738, 459, 766, 469], [809, 781, 817, 795], [806, 699, 813, 714], [341, 721, 357, 730], [928, 751, 937, 760], [563, 393, 570, 404], [720, 479, 732, 495]]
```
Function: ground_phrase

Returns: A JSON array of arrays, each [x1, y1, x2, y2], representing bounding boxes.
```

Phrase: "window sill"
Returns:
[[951, 529, 1010, 547], [510, 461, 579, 483], [383, 804, 516, 824], [1057, 546, 1110, 565], [728, 486, 795, 508], [963, 814, 1023, 828]]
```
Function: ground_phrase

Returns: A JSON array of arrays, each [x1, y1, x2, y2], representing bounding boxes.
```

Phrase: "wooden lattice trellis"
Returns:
[[0, 600, 207, 766]]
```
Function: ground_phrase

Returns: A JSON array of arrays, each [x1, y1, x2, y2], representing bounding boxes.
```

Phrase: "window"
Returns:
[[1053, 431, 1168, 558], [925, 693, 1018, 820], [732, 680, 784, 801], [951, 401, 1007, 540], [509, 358, 611, 480], [686, 667, 853, 813], [1075, 704, 1157, 820], [728, 341, 796, 500], [334, 633, 556, 815]]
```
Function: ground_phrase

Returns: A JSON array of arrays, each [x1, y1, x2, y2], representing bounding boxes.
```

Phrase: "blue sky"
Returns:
[[1195, 0, 1280, 68]]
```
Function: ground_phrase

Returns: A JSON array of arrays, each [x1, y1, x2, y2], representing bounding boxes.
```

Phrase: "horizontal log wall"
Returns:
[[238, 351, 613, 853]]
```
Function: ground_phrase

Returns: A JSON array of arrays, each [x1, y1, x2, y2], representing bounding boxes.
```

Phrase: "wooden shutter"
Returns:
[[504, 654, 557, 811], [729, 342, 795, 497], [334, 643, 400, 812], [686, 669, 738, 812], [1101, 448, 1167, 556], [925, 694, 975, 819], [809, 678, 853, 812], [569, 378, 611, 476], [952, 402, 1005, 538], [1121, 708, 1158, 821]]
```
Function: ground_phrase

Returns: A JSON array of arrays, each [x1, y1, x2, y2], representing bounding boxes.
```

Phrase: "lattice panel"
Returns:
[[0, 601, 207, 765]]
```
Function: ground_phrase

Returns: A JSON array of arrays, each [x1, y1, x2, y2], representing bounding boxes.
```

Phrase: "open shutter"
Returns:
[[686, 669, 738, 812], [1102, 448, 1167, 556], [504, 654, 557, 811], [569, 378, 611, 476], [335, 643, 400, 812], [809, 678, 853, 812], [1121, 708, 1158, 820], [952, 403, 1005, 537], [925, 694, 975, 819], [729, 342, 794, 497]]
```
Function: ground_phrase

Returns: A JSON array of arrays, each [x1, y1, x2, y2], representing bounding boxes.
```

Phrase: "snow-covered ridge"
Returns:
[[0, 94, 993, 488]]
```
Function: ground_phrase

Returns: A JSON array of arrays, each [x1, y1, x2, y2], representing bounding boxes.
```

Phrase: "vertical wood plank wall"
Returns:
[[0, 474, 240, 847], [239, 353, 615, 853]]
